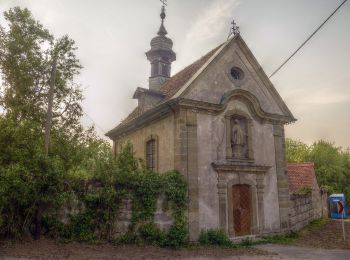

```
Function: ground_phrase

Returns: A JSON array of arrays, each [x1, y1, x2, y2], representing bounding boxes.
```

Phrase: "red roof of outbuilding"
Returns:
[[287, 162, 318, 193]]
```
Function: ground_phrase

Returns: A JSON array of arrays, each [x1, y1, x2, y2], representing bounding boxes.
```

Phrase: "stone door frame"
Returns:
[[226, 176, 259, 237], [213, 162, 269, 237]]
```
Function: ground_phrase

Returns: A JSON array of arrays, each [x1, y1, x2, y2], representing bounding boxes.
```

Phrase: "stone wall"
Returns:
[[289, 191, 328, 231], [115, 195, 173, 236]]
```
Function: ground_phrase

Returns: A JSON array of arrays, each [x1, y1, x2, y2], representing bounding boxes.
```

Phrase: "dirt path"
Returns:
[[255, 219, 350, 259], [292, 219, 350, 249], [0, 239, 273, 260], [2, 220, 349, 259], [256, 244, 350, 260]]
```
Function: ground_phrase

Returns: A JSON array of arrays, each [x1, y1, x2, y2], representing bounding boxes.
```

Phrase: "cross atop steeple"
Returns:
[[158, 2, 167, 36], [228, 20, 240, 39]]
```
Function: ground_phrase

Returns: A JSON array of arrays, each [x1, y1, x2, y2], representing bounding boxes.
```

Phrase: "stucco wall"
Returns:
[[196, 99, 281, 234], [183, 40, 284, 116], [115, 114, 175, 173]]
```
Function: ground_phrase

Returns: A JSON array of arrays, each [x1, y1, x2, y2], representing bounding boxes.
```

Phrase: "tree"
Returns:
[[285, 138, 350, 208], [0, 7, 107, 239], [0, 7, 83, 131], [308, 141, 349, 195], [285, 138, 310, 163]]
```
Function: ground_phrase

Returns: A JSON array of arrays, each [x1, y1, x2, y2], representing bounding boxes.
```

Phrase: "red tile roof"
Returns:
[[160, 44, 223, 100], [117, 44, 222, 128], [287, 162, 318, 193]]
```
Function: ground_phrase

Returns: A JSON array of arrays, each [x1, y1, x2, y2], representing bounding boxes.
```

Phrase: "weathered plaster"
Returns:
[[197, 99, 281, 236], [183, 40, 285, 116], [115, 114, 175, 173]]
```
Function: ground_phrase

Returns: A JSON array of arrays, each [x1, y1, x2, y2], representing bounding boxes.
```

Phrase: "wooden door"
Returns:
[[232, 184, 252, 236]]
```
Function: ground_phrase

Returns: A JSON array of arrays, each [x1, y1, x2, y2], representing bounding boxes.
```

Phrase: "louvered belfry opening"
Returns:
[[146, 139, 156, 170], [232, 184, 252, 236]]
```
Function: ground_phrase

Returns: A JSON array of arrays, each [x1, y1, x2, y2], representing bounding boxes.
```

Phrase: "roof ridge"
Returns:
[[160, 43, 224, 99]]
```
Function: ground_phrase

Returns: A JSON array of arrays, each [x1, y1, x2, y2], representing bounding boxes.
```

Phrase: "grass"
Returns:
[[254, 217, 330, 246], [257, 232, 299, 245], [300, 217, 329, 233]]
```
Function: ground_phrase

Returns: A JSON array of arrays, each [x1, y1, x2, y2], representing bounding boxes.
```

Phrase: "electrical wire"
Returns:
[[269, 0, 348, 78], [83, 110, 106, 134]]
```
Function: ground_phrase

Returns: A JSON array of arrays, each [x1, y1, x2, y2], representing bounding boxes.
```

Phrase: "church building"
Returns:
[[106, 5, 297, 240]]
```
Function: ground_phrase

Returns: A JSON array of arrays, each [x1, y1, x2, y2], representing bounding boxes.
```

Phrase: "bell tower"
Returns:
[[146, 2, 176, 91]]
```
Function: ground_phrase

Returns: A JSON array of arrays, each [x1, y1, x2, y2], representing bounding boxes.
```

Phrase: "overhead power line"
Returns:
[[83, 110, 106, 134], [269, 0, 348, 78]]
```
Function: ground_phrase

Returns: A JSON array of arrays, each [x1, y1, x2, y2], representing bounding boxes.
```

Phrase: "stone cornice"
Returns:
[[212, 160, 271, 173], [105, 99, 178, 138], [178, 89, 296, 124], [132, 87, 166, 99], [106, 89, 295, 139]]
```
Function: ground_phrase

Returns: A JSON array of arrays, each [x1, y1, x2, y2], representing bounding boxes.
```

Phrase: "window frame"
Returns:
[[145, 134, 159, 171]]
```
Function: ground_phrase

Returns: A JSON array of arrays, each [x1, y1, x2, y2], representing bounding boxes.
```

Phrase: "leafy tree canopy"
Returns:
[[285, 138, 350, 203], [0, 7, 83, 131]]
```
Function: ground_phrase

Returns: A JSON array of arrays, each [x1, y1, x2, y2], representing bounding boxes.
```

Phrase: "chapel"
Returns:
[[106, 4, 297, 240]]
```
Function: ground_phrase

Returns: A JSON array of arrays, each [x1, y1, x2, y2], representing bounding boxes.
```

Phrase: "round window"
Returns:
[[230, 67, 244, 80]]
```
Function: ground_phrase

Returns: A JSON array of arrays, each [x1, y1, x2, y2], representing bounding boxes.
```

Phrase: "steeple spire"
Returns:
[[158, 5, 168, 36], [146, 0, 176, 91]]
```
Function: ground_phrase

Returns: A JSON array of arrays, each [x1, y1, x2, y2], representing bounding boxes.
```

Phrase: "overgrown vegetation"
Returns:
[[298, 217, 329, 234], [199, 229, 233, 247], [286, 139, 350, 207], [0, 7, 188, 248]]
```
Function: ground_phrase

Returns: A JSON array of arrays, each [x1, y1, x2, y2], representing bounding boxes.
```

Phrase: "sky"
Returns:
[[0, 0, 349, 148]]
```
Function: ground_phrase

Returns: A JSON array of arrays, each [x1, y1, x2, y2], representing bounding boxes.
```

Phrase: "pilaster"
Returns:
[[273, 124, 290, 230], [174, 108, 199, 241]]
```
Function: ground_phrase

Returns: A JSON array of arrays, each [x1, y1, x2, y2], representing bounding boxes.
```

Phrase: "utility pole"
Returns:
[[44, 56, 57, 156]]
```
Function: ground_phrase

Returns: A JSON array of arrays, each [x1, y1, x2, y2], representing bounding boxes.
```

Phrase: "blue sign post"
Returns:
[[329, 194, 347, 219], [329, 194, 346, 241]]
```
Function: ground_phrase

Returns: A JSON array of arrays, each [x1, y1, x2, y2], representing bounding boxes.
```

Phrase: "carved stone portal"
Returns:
[[212, 161, 270, 237]]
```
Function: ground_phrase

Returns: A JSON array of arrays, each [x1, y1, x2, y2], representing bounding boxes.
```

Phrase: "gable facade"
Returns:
[[106, 12, 296, 241]]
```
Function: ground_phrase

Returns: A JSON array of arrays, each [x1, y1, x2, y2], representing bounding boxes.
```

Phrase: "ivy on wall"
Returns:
[[43, 143, 189, 248]]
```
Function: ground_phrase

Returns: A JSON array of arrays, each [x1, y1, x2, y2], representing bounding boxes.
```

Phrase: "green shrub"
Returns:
[[138, 222, 165, 245], [163, 219, 189, 249], [199, 229, 232, 247], [296, 186, 312, 195], [114, 232, 141, 245], [240, 237, 253, 247]]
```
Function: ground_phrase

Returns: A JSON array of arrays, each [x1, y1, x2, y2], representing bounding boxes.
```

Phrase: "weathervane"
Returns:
[[228, 20, 240, 39]]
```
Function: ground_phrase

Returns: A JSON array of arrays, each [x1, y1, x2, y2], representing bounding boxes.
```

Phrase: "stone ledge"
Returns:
[[212, 159, 271, 173]]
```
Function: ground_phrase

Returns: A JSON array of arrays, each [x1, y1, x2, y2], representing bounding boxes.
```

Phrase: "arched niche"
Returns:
[[224, 109, 254, 161]]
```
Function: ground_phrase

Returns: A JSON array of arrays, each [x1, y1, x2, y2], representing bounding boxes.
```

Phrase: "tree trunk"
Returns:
[[34, 202, 43, 240]]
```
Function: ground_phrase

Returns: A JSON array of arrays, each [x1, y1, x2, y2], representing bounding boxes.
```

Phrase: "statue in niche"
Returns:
[[231, 118, 248, 159]]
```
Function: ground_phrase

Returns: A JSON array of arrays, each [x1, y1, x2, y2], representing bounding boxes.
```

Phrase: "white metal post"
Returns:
[[342, 211, 346, 241]]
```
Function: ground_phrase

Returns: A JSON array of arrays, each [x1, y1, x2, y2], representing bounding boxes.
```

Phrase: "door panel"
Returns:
[[232, 184, 251, 236]]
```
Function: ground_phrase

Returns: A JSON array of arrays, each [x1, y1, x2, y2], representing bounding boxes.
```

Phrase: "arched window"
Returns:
[[146, 138, 157, 170]]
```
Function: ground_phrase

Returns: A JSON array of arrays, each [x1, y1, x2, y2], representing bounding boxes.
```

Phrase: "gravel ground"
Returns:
[[256, 244, 350, 260], [0, 239, 273, 260], [1, 220, 349, 259], [292, 219, 350, 249]]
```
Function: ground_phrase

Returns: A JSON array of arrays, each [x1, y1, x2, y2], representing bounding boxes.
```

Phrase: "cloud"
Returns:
[[307, 94, 350, 105], [295, 90, 350, 105], [185, 0, 240, 43]]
